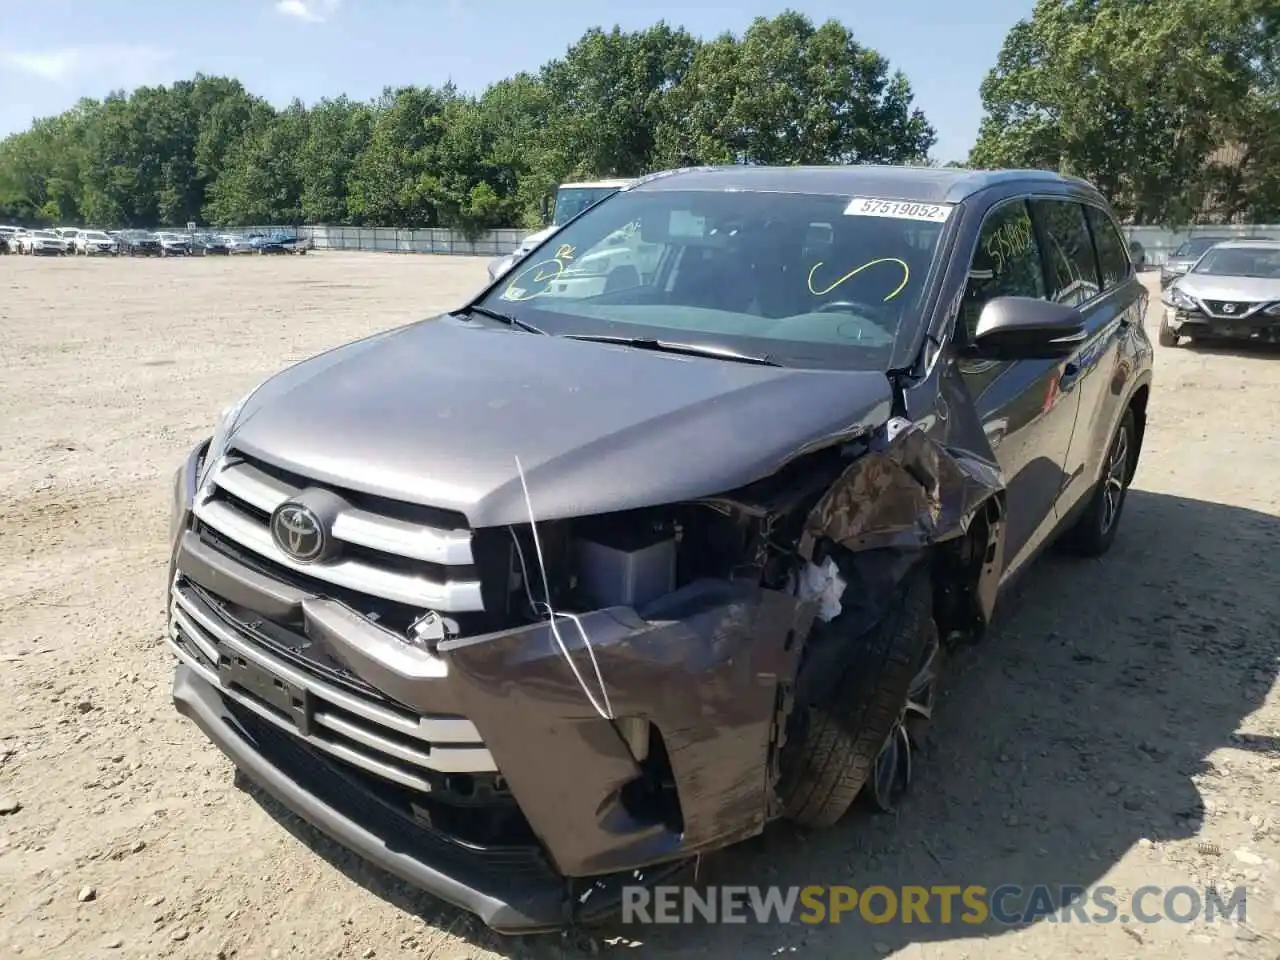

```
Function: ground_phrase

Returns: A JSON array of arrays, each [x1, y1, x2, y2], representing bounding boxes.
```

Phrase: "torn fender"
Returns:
[[801, 417, 1002, 553], [799, 417, 1005, 618]]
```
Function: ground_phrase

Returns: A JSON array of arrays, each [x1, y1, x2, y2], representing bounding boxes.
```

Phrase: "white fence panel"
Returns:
[[233, 224, 528, 256], [195, 222, 1280, 266]]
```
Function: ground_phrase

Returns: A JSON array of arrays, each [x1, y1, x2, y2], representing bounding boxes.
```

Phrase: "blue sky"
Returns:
[[0, 0, 1033, 163]]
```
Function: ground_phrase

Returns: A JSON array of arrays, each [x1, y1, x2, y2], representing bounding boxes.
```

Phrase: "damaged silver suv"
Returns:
[[167, 165, 1153, 933]]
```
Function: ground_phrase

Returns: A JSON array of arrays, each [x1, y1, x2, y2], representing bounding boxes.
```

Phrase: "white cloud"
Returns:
[[1, 45, 172, 86], [276, 0, 341, 22], [6, 50, 79, 82]]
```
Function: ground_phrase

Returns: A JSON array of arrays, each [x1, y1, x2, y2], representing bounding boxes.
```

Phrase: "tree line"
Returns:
[[0, 13, 934, 235], [1, 3, 1277, 233]]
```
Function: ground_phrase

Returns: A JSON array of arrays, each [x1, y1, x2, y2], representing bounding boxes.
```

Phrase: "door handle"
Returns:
[[1060, 362, 1081, 388]]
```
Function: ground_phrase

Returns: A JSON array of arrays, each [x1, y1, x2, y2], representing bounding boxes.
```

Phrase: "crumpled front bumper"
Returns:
[[173, 663, 586, 932], [1165, 305, 1280, 342], [167, 442, 812, 931]]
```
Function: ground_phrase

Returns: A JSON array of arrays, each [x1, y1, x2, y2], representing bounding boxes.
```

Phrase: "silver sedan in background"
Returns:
[[1160, 239, 1280, 346]]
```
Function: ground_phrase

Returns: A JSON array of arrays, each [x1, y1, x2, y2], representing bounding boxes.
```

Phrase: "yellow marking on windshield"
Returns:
[[807, 258, 910, 300], [555, 243, 576, 261], [502, 257, 567, 301]]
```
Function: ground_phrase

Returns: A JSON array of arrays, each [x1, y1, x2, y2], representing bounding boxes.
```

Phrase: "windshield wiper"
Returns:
[[563, 334, 780, 367], [451, 305, 546, 335]]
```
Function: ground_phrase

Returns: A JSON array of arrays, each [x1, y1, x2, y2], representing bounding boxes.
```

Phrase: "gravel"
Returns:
[[1, 255, 1277, 959]]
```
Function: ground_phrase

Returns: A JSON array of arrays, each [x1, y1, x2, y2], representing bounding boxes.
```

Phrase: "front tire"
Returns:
[[778, 564, 939, 827], [1158, 313, 1179, 347], [1060, 407, 1136, 557]]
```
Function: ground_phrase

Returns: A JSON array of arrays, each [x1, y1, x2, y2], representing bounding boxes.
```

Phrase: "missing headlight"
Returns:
[[573, 516, 677, 610]]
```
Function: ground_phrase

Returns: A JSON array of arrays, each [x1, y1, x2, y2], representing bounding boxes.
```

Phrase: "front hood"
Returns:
[[1164, 258, 1195, 273], [1176, 274, 1280, 303], [228, 318, 893, 527]]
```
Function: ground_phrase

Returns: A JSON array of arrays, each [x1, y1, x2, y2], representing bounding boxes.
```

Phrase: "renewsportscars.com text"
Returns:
[[621, 884, 1248, 926]]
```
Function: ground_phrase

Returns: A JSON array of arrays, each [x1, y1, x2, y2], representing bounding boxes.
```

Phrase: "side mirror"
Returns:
[[969, 296, 1087, 361]]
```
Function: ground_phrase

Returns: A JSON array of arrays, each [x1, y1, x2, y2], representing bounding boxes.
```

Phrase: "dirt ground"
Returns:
[[1, 252, 1278, 960]]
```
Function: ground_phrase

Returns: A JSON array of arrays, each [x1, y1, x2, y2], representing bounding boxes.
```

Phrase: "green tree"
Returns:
[[297, 96, 373, 223], [657, 12, 935, 166], [971, 0, 1280, 224], [541, 23, 699, 178], [205, 100, 310, 225], [345, 86, 458, 226], [478, 73, 562, 228]]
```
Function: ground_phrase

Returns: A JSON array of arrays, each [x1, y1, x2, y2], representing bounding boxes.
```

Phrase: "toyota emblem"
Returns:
[[270, 502, 327, 562]]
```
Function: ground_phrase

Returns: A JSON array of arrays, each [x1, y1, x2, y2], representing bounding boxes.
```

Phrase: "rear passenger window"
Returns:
[[960, 199, 1045, 342], [1084, 206, 1132, 289], [1030, 200, 1101, 305]]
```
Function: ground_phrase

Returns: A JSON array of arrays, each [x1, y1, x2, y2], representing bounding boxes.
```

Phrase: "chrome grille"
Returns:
[[192, 453, 484, 611], [1200, 299, 1258, 318], [168, 582, 498, 784]]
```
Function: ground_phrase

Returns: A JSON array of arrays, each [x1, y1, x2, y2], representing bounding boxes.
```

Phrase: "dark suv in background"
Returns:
[[167, 165, 1153, 934], [118, 231, 162, 257]]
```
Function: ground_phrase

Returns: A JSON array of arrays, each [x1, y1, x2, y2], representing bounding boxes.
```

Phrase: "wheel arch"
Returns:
[[1125, 382, 1150, 484], [794, 416, 1008, 658]]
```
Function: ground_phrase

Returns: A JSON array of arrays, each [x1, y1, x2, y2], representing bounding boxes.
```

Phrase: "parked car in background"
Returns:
[[74, 230, 118, 256], [167, 165, 1152, 933], [117, 231, 163, 257], [490, 178, 637, 281], [1159, 239, 1280, 347], [0, 226, 16, 254], [193, 233, 232, 255], [19, 229, 69, 255], [226, 233, 258, 255], [1128, 239, 1146, 270], [157, 232, 193, 257], [1160, 236, 1237, 287], [486, 252, 516, 281], [247, 230, 308, 255]]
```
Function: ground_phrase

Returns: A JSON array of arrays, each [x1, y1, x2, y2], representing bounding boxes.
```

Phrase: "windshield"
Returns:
[[1192, 247, 1280, 278], [1174, 237, 1230, 258], [83, 231, 109, 240], [552, 187, 622, 226], [478, 188, 950, 370], [32, 231, 56, 239]]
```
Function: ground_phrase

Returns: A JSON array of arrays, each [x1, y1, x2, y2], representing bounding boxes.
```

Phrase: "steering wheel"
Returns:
[[814, 299, 885, 321], [810, 300, 898, 345], [816, 299, 884, 317]]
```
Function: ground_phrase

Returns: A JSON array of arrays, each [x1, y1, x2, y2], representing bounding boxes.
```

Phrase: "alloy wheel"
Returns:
[[868, 622, 940, 812], [1100, 425, 1130, 534]]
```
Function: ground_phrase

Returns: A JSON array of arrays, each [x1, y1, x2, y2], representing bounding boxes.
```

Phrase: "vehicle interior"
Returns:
[[498, 193, 946, 354]]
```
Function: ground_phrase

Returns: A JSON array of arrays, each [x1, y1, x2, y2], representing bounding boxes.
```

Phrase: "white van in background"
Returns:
[[487, 178, 635, 281]]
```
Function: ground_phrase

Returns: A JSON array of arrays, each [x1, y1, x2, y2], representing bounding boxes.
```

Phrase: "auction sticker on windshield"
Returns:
[[844, 198, 954, 222]]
